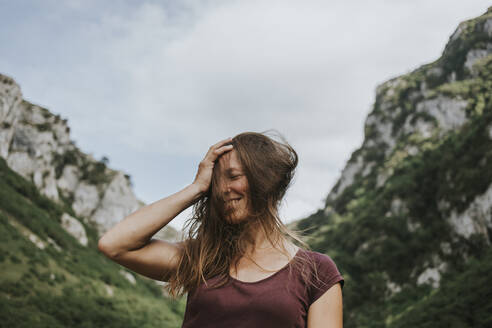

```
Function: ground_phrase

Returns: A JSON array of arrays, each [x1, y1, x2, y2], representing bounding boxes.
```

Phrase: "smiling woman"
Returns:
[[215, 149, 251, 224], [98, 130, 344, 328]]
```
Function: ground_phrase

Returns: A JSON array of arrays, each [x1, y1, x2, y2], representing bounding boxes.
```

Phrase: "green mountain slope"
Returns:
[[0, 156, 186, 327], [291, 7, 492, 328]]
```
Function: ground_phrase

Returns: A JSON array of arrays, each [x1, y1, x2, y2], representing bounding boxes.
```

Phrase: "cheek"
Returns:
[[238, 178, 249, 192], [240, 184, 248, 193]]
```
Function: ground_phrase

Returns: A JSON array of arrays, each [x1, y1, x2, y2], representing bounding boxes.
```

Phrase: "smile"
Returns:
[[227, 198, 242, 205]]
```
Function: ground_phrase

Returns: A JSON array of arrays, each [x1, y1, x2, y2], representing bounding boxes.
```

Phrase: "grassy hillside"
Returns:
[[387, 246, 492, 328], [0, 156, 187, 327], [296, 99, 492, 327]]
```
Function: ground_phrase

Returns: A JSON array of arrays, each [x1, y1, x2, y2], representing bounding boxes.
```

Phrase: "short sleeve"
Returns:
[[307, 252, 344, 306]]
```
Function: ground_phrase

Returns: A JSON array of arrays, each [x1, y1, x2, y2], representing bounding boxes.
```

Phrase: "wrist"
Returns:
[[189, 183, 206, 200]]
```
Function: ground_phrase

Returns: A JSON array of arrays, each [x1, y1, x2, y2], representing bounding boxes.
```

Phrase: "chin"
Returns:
[[226, 215, 245, 224], [225, 211, 248, 224]]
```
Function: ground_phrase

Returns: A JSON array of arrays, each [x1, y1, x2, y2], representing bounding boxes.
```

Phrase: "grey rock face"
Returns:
[[61, 213, 88, 246], [411, 95, 468, 136], [0, 73, 179, 242], [327, 154, 365, 202], [119, 269, 137, 285], [72, 182, 100, 219], [317, 11, 492, 299], [90, 171, 142, 235], [449, 23, 466, 43], [0, 75, 23, 159], [415, 254, 449, 289], [447, 183, 492, 244], [464, 44, 492, 76]]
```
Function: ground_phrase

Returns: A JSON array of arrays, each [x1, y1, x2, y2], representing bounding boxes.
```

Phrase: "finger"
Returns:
[[205, 137, 233, 158], [210, 144, 233, 161], [216, 144, 234, 155], [212, 137, 233, 149]]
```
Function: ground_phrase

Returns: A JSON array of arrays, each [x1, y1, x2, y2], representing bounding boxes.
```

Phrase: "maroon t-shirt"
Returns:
[[181, 248, 344, 328]]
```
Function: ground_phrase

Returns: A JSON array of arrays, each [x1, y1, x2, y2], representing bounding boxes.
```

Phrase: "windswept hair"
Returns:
[[162, 130, 322, 299]]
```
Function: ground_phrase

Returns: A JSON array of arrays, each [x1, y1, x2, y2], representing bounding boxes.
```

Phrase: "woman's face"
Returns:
[[217, 149, 251, 223]]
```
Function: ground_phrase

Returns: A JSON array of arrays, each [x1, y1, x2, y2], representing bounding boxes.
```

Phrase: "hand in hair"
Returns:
[[193, 137, 234, 194]]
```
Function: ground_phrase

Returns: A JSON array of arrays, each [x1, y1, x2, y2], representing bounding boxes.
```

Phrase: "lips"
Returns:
[[226, 198, 242, 206]]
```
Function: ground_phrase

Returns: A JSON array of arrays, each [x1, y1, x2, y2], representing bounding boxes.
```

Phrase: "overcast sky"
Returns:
[[1, 0, 490, 231]]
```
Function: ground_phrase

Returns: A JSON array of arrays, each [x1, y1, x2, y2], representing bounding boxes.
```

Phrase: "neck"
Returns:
[[244, 223, 286, 256]]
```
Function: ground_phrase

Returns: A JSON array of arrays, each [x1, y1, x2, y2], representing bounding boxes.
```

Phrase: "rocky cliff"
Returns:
[[0, 73, 180, 242], [291, 6, 492, 327]]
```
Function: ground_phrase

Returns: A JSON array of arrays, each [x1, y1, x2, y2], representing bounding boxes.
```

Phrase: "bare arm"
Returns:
[[307, 283, 343, 328], [97, 137, 234, 281], [98, 183, 202, 258], [97, 183, 203, 281]]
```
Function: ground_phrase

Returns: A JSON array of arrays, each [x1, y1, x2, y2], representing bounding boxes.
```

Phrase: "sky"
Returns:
[[1, 0, 490, 231]]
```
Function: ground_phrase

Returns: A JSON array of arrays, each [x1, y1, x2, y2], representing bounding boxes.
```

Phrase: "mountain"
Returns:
[[289, 6, 492, 328], [0, 75, 185, 325], [0, 72, 181, 241]]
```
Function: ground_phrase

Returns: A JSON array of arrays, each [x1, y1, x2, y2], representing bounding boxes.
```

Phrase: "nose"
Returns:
[[223, 182, 235, 198], [220, 180, 232, 195], [226, 184, 234, 196]]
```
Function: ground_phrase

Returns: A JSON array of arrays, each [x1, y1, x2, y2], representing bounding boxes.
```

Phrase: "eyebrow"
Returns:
[[225, 168, 242, 174]]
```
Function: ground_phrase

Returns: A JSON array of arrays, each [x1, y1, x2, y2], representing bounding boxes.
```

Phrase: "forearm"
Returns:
[[98, 183, 203, 256]]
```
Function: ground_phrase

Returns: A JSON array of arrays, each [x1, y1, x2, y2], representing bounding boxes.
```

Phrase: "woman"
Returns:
[[98, 131, 344, 327]]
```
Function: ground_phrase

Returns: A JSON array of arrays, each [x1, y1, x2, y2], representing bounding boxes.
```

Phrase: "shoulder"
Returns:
[[298, 249, 344, 306], [299, 249, 341, 273]]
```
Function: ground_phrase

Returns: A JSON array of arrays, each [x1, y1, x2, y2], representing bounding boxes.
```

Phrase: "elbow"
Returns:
[[98, 237, 118, 258]]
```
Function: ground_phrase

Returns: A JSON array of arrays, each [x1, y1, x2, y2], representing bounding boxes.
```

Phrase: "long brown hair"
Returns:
[[162, 130, 323, 299]]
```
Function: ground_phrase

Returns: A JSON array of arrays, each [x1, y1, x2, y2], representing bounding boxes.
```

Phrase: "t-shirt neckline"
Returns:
[[228, 247, 302, 285]]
